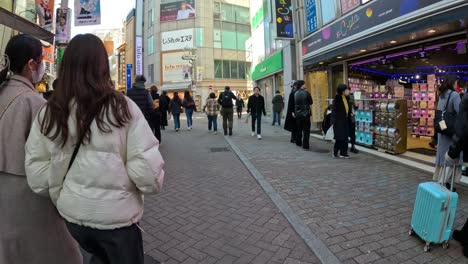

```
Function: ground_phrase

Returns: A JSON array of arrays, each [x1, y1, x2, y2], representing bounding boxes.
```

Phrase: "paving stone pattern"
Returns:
[[141, 116, 319, 264], [228, 117, 468, 263]]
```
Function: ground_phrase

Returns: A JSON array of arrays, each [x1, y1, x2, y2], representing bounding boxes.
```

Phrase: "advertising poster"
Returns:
[[341, 0, 360, 14], [74, 0, 101, 26], [161, 29, 194, 51], [36, 0, 54, 31], [275, 0, 294, 39], [305, 0, 318, 34], [160, 0, 195, 22], [162, 52, 192, 83], [308, 71, 328, 122], [55, 8, 71, 43]]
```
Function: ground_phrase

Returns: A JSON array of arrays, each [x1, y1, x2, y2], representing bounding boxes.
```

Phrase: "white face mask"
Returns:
[[32, 62, 45, 84]]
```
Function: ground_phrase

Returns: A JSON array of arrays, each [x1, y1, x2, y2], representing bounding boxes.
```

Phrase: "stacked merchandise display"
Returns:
[[374, 100, 408, 154], [410, 75, 437, 139], [351, 77, 408, 154]]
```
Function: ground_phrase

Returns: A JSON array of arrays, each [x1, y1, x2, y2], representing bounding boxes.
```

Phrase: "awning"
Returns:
[[0, 7, 54, 43], [161, 82, 191, 91], [252, 50, 283, 81]]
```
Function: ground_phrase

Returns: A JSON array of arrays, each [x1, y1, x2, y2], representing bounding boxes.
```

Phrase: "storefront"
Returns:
[[252, 50, 284, 113], [301, 0, 468, 157]]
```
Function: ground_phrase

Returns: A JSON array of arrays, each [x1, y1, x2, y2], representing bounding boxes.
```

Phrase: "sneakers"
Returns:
[[340, 154, 351, 159], [188, 127, 192, 130], [251, 132, 256, 137], [257, 134, 262, 140], [224, 131, 228, 136], [175, 128, 179, 132], [214, 131, 218, 135], [332, 153, 338, 159]]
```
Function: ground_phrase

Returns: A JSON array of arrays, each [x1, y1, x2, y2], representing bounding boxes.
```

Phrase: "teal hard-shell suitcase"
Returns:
[[410, 181, 458, 252]]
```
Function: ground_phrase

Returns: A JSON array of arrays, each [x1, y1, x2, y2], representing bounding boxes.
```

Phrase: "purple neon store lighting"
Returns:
[[350, 57, 384, 66], [352, 46, 442, 64]]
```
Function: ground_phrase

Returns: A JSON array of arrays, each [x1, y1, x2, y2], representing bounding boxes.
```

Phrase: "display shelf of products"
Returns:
[[355, 99, 408, 154], [348, 78, 378, 93], [410, 83, 437, 137]]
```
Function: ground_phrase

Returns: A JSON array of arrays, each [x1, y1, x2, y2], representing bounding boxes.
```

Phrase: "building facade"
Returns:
[[142, 0, 252, 108]]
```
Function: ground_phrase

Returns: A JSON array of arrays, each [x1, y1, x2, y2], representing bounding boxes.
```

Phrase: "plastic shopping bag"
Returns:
[[325, 125, 334, 141]]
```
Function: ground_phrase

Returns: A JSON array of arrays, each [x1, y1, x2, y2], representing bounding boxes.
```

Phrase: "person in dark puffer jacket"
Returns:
[[446, 79, 468, 258], [126, 75, 153, 127]]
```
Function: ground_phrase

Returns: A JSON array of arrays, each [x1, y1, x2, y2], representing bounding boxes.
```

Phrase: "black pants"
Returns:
[[349, 121, 356, 146], [151, 111, 161, 143], [251, 112, 262, 135], [66, 222, 144, 264], [295, 117, 311, 149], [237, 109, 242, 119], [222, 108, 234, 134], [334, 140, 349, 156]]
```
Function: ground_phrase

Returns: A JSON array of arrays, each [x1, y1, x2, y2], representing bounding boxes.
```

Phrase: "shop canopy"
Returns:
[[0, 7, 54, 44], [251, 51, 283, 81]]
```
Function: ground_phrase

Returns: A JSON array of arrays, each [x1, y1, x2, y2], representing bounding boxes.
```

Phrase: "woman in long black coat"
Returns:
[[284, 82, 298, 143], [332, 84, 351, 158], [150, 86, 162, 143], [159, 91, 169, 129]]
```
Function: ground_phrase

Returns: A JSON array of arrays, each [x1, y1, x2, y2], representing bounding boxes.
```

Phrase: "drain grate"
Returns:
[[210, 147, 231, 153]]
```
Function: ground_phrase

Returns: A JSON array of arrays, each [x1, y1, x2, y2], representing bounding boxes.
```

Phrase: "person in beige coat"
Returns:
[[25, 34, 165, 264], [0, 35, 82, 263]]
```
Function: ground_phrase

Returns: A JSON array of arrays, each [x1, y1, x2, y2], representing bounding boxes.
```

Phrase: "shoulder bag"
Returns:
[[435, 91, 457, 137]]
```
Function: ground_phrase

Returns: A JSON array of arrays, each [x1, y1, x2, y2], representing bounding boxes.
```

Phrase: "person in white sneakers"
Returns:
[[247, 87, 266, 140], [25, 34, 165, 264]]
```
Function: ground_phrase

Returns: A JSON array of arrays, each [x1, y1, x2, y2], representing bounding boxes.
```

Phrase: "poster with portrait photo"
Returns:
[[160, 0, 196, 22], [36, 0, 54, 31], [74, 0, 101, 26], [55, 8, 71, 43]]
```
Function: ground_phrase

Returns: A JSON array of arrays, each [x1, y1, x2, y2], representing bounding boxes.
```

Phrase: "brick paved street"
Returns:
[[227, 116, 468, 264], [141, 115, 319, 264], [142, 114, 468, 264]]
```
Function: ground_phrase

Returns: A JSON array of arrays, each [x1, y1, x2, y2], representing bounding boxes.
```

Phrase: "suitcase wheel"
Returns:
[[424, 245, 431, 252], [442, 242, 449, 249], [408, 228, 415, 236]]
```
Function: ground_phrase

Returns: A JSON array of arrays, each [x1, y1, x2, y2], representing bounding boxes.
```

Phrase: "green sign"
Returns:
[[251, 7, 264, 30], [56, 46, 66, 75], [252, 51, 283, 81]]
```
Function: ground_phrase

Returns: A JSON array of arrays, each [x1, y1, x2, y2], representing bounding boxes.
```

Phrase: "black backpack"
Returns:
[[219, 91, 234, 108]]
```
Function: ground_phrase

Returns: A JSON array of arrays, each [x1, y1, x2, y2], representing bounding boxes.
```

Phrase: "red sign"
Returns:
[[341, 0, 360, 14], [209, 85, 213, 90]]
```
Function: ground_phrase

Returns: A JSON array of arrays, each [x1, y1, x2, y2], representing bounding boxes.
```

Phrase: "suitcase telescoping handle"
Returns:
[[441, 160, 456, 192]]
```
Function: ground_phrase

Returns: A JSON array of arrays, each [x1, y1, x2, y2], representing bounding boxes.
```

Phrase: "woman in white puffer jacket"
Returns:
[[25, 34, 164, 264]]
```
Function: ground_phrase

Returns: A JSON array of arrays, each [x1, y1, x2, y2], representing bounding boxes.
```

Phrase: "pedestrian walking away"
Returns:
[[204, 92, 220, 134], [127, 75, 155, 131], [332, 84, 351, 158], [247, 86, 266, 139], [236, 97, 245, 119], [284, 82, 298, 143], [218, 86, 237, 136], [159, 91, 170, 130], [433, 76, 462, 190], [446, 78, 468, 257], [0, 34, 82, 264], [169, 92, 183, 131], [272, 90, 284, 126], [293, 80, 313, 150], [150, 85, 162, 143], [24, 34, 165, 264], [183, 91, 196, 130]]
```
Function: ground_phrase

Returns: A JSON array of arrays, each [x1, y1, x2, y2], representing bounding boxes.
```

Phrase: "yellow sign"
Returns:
[[307, 71, 328, 122]]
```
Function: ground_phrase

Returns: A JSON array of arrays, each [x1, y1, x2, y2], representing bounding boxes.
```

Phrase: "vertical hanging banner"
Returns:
[[126, 64, 133, 89], [275, 0, 294, 39], [135, 36, 143, 76], [55, 8, 71, 43], [74, 0, 101, 26], [36, 0, 55, 31], [305, 0, 318, 34]]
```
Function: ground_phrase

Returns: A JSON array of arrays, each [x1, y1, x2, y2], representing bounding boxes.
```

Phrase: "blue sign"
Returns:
[[305, 0, 318, 34], [126, 64, 132, 89]]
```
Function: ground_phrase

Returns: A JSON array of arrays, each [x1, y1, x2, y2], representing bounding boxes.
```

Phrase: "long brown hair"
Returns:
[[40, 34, 131, 146]]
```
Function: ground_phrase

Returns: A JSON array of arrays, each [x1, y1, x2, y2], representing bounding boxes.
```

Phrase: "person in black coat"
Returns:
[[127, 75, 153, 126], [293, 80, 313, 150], [236, 97, 245, 119], [150, 85, 162, 143], [332, 84, 351, 158], [247, 87, 266, 139], [284, 82, 298, 143], [159, 91, 170, 130], [446, 79, 468, 257]]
